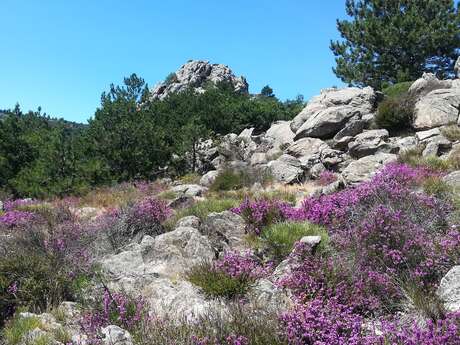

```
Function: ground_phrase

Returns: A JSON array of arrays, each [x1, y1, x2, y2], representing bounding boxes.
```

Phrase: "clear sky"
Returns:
[[0, 0, 347, 123]]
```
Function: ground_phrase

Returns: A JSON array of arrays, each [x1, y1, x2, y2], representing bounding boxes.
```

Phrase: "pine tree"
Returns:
[[330, 0, 460, 89]]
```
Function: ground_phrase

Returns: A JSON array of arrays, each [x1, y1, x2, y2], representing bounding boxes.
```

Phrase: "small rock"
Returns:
[[101, 325, 133, 345], [175, 215, 201, 229], [300, 235, 322, 247], [437, 266, 460, 312], [200, 170, 219, 187]]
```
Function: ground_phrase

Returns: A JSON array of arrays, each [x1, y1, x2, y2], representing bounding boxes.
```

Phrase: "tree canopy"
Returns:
[[331, 0, 460, 89]]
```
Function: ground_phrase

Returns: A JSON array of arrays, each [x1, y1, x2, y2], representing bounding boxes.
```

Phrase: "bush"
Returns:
[[382, 81, 413, 98], [261, 221, 329, 260], [375, 92, 414, 132], [210, 170, 244, 192], [187, 251, 271, 299], [2, 314, 42, 345], [441, 125, 460, 142]]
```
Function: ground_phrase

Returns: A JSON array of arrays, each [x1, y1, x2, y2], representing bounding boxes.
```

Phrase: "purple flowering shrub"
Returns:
[[318, 170, 338, 186], [187, 251, 272, 299], [97, 196, 172, 249], [0, 201, 98, 325], [80, 289, 148, 344], [232, 198, 290, 235]]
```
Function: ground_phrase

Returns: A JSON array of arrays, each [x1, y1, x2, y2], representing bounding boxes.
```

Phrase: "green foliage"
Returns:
[[441, 125, 460, 142], [187, 262, 252, 299], [331, 1, 460, 89], [3, 314, 42, 345], [209, 170, 245, 192], [164, 72, 178, 85], [422, 176, 451, 200], [375, 84, 415, 131], [165, 197, 239, 229], [261, 221, 329, 260]]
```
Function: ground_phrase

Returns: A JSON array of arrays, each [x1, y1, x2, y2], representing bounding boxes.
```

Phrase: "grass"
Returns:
[[261, 221, 329, 260], [209, 168, 274, 192], [382, 81, 413, 98], [187, 262, 253, 299], [157, 190, 177, 201], [441, 125, 460, 142], [164, 197, 240, 230], [178, 173, 201, 184], [422, 176, 451, 199], [3, 314, 42, 345], [399, 147, 453, 172]]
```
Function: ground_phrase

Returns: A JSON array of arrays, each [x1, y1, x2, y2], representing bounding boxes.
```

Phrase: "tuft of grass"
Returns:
[[157, 190, 177, 201], [399, 147, 453, 172], [187, 262, 252, 299], [441, 125, 460, 142], [422, 176, 451, 199], [178, 173, 201, 184], [261, 222, 329, 260], [164, 197, 240, 230], [3, 315, 42, 345], [210, 170, 244, 192], [52, 327, 72, 344]]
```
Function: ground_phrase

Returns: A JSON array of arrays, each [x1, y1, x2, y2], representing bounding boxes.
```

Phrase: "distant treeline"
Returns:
[[0, 76, 304, 198]]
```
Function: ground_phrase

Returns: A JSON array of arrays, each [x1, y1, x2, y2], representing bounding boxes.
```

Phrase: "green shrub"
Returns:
[[210, 170, 244, 191], [375, 93, 414, 132], [382, 81, 413, 98], [399, 147, 453, 172], [422, 176, 451, 199], [441, 125, 460, 142], [178, 173, 201, 184], [187, 262, 252, 299], [3, 314, 42, 345], [261, 222, 329, 260]]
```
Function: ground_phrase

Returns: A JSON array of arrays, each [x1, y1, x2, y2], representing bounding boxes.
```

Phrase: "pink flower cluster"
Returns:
[[131, 196, 172, 224], [232, 198, 289, 235], [3, 198, 37, 211], [191, 335, 249, 345], [80, 289, 147, 343], [0, 210, 36, 227], [318, 170, 337, 186], [213, 251, 272, 280]]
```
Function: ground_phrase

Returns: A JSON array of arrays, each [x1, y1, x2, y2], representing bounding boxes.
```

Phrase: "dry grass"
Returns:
[[441, 125, 460, 142]]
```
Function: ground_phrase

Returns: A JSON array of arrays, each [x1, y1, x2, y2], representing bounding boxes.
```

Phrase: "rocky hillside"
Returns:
[[149, 60, 249, 100], [2, 58, 460, 345]]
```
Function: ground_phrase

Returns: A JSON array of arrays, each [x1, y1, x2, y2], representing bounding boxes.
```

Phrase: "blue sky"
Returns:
[[0, 0, 347, 123]]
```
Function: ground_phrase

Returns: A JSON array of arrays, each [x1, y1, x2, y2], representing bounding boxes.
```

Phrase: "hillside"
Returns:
[[1, 57, 460, 344]]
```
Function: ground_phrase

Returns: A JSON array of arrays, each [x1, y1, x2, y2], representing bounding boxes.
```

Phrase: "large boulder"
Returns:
[[201, 211, 246, 250], [265, 121, 295, 148], [267, 154, 304, 184], [341, 153, 398, 185], [437, 266, 460, 312], [409, 73, 454, 98], [291, 87, 377, 139], [412, 88, 460, 130], [150, 60, 248, 100], [285, 137, 329, 159], [218, 133, 257, 162], [348, 129, 396, 158]]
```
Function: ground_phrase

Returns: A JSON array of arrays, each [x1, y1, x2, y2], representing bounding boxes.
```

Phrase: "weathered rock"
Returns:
[[248, 279, 291, 312], [200, 170, 219, 187], [422, 135, 452, 157], [291, 87, 376, 139], [300, 235, 322, 248], [250, 152, 268, 165], [333, 118, 365, 141], [341, 153, 398, 185], [348, 129, 395, 158], [392, 136, 418, 154], [101, 326, 133, 345], [437, 266, 460, 312], [175, 215, 201, 229], [415, 128, 441, 141], [265, 121, 295, 148], [150, 60, 248, 100], [171, 184, 207, 197], [218, 133, 257, 162], [409, 73, 453, 98], [268, 154, 304, 184], [286, 137, 329, 159], [202, 211, 246, 250], [443, 171, 460, 190], [413, 89, 460, 130]]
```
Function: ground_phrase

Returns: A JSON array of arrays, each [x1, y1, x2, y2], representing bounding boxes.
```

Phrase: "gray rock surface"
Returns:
[[200, 170, 219, 187], [101, 326, 133, 345], [413, 89, 460, 130], [437, 266, 460, 312], [202, 211, 246, 250], [443, 170, 460, 190], [348, 129, 394, 158], [171, 184, 208, 197], [265, 120, 295, 148], [341, 153, 398, 185], [409, 73, 453, 98], [291, 87, 376, 139], [456, 57, 460, 79], [268, 154, 304, 184], [150, 60, 248, 100], [175, 215, 201, 229]]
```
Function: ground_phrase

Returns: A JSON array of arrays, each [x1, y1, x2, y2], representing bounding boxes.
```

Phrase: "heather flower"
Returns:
[[318, 170, 337, 186], [214, 250, 272, 280], [0, 210, 37, 227]]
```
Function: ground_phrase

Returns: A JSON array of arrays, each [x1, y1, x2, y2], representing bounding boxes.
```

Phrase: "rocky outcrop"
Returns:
[[267, 154, 304, 184], [150, 60, 248, 100], [291, 87, 377, 139], [348, 129, 396, 158], [413, 89, 460, 130], [341, 153, 398, 185], [455, 57, 460, 79]]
